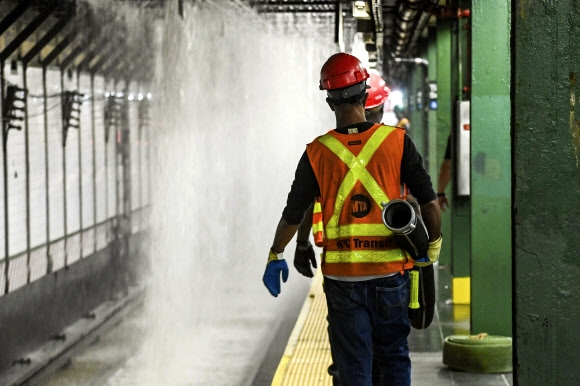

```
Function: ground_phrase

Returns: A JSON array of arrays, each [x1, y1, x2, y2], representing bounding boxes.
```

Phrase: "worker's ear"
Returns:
[[326, 98, 336, 112], [361, 93, 369, 106]]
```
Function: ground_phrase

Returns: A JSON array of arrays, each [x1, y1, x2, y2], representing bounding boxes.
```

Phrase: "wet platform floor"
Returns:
[[39, 264, 513, 386], [272, 264, 513, 386]]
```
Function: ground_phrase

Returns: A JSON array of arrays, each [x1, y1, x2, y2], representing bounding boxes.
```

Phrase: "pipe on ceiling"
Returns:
[[394, 56, 428, 66], [391, 0, 437, 56]]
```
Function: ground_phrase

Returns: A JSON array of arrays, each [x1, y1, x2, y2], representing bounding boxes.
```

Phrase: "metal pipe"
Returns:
[[1, 61, 10, 294], [432, 7, 471, 20], [22, 63, 31, 283], [393, 56, 429, 67], [115, 83, 122, 225], [104, 80, 110, 234], [76, 73, 83, 260], [60, 69, 68, 267], [91, 74, 97, 253], [42, 66, 52, 274], [408, 10, 431, 50], [121, 86, 131, 231], [392, 0, 438, 56], [138, 96, 143, 231]]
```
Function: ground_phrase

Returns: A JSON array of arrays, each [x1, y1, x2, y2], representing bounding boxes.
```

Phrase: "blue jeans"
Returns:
[[324, 273, 411, 386]]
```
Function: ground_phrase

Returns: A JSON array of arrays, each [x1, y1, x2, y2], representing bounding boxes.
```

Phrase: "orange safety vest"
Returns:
[[306, 124, 414, 277]]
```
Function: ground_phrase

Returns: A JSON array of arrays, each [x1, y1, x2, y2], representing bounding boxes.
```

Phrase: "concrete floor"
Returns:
[[40, 275, 311, 386], [39, 264, 513, 386], [407, 263, 513, 386]]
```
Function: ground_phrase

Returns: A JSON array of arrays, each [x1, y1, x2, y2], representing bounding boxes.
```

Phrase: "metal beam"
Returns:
[[41, 30, 75, 66], [0, 0, 32, 36], [90, 45, 125, 76], [255, 6, 336, 13], [250, 0, 338, 13], [21, 12, 73, 65], [250, 0, 336, 4], [60, 45, 84, 70], [76, 34, 117, 73], [0, 2, 59, 62]]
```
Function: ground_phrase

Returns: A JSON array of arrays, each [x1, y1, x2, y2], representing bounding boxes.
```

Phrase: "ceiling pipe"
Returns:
[[393, 56, 428, 67], [407, 8, 431, 53], [391, 0, 438, 56], [432, 7, 471, 20]]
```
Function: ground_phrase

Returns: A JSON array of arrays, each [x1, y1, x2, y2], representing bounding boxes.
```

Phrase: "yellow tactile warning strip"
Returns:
[[271, 269, 334, 386]]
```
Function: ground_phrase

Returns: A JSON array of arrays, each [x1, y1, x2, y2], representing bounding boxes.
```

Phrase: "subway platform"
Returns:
[[272, 264, 513, 386], [39, 263, 514, 386]]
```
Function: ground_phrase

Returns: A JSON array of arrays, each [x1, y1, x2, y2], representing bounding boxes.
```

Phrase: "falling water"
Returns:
[[106, 2, 336, 385]]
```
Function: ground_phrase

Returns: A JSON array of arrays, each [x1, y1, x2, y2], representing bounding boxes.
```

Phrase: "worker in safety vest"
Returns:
[[262, 52, 442, 385], [291, 70, 392, 385], [293, 71, 392, 280], [394, 104, 410, 132]]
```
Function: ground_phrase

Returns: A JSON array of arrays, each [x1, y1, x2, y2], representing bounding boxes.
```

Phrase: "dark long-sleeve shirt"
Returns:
[[282, 122, 436, 225]]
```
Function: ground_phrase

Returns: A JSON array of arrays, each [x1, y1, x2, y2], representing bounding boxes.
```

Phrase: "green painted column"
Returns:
[[451, 10, 471, 280], [436, 20, 452, 268], [470, 1, 511, 336], [514, 1, 580, 384]]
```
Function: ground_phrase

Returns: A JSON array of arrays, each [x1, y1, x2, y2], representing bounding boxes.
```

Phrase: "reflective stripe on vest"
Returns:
[[312, 200, 324, 247], [325, 248, 407, 264]]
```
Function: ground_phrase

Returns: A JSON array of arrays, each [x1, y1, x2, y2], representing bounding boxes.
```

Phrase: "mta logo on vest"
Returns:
[[351, 194, 371, 218]]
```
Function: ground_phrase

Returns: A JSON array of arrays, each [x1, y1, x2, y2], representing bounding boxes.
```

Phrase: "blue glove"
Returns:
[[294, 241, 317, 278], [263, 250, 289, 297]]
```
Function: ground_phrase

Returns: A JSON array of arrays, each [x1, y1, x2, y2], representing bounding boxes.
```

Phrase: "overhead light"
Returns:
[[353, 1, 371, 20]]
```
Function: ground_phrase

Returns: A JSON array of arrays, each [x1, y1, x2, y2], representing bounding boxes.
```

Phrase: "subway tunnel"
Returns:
[[0, 0, 579, 385]]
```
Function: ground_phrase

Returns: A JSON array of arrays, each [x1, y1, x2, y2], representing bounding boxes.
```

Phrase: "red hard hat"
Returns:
[[365, 72, 390, 109], [319, 53, 370, 91]]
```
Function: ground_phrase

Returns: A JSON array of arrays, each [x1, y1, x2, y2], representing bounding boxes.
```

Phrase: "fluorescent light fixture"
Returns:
[[353, 1, 371, 19]]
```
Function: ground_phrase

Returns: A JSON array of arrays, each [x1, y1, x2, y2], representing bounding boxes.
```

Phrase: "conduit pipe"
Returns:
[[392, 0, 438, 56], [432, 7, 471, 20], [393, 56, 428, 67]]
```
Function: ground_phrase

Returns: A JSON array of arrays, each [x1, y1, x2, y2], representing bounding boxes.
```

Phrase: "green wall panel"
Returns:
[[436, 21, 452, 268], [451, 11, 472, 279], [470, 1, 512, 336], [410, 59, 428, 160], [514, 1, 580, 384]]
